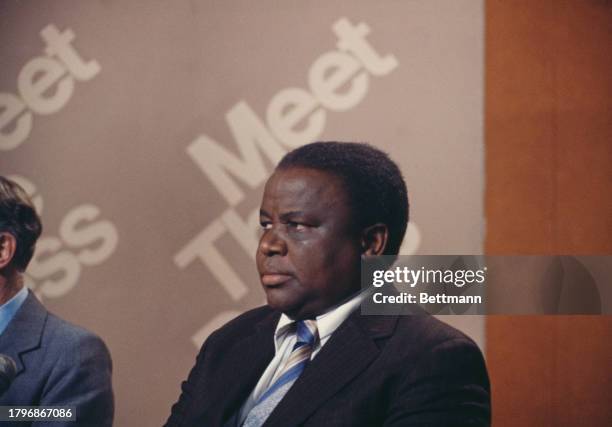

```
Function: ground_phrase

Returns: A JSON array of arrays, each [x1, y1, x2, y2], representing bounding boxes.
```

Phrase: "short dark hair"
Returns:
[[0, 176, 42, 271], [277, 141, 409, 255]]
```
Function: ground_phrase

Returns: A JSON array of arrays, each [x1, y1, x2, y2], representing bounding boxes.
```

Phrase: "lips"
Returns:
[[260, 272, 293, 286]]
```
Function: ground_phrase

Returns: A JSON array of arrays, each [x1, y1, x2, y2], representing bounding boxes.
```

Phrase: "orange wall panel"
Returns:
[[485, 0, 612, 426]]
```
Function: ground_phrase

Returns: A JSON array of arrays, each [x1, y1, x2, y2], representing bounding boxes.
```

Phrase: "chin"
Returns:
[[265, 292, 296, 314], [268, 301, 310, 320]]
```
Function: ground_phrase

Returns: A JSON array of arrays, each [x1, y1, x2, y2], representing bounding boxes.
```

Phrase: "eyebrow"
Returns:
[[259, 209, 308, 220], [279, 211, 307, 221]]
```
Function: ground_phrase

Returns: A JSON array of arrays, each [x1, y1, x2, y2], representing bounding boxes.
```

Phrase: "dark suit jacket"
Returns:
[[0, 291, 114, 427], [165, 306, 490, 426]]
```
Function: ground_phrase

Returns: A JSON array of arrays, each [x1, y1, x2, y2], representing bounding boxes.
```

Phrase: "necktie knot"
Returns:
[[295, 319, 318, 347]]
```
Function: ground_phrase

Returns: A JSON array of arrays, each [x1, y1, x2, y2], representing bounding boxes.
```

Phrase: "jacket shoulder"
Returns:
[[208, 305, 276, 342], [394, 314, 481, 351], [43, 312, 110, 354]]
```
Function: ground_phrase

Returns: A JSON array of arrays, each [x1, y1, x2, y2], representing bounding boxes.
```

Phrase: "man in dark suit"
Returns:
[[166, 142, 491, 426], [0, 176, 114, 427]]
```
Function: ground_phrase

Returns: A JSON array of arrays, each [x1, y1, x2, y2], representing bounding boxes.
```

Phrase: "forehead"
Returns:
[[261, 167, 350, 213]]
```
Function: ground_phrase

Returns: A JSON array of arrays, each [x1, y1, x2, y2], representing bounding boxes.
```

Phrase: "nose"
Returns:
[[258, 227, 287, 257]]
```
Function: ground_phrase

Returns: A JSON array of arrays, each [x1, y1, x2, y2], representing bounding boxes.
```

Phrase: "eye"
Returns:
[[287, 221, 306, 231], [259, 220, 272, 230]]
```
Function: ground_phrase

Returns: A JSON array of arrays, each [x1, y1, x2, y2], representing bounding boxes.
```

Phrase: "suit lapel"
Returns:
[[196, 310, 279, 425], [0, 291, 47, 376], [264, 313, 398, 427]]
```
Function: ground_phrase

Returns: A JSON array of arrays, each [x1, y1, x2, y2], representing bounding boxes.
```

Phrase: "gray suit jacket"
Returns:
[[0, 291, 114, 427]]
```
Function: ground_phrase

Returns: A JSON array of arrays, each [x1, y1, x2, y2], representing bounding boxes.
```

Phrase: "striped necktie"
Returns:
[[242, 319, 318, 427]]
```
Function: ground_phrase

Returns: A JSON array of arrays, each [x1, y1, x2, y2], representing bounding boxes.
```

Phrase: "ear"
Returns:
[[0, 232, 17, 269], [360, 223, 389, 257]]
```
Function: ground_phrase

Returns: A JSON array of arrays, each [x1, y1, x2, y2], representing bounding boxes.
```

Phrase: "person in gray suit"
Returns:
[[0, 176, 114, 427]]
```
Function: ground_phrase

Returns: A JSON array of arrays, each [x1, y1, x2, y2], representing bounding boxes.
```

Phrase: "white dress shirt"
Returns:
[[237, 291, 366, 425]]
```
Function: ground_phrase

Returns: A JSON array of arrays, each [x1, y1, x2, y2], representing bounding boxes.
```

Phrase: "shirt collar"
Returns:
[[0, 286, 29, 336], [274, 290, 367, 348]]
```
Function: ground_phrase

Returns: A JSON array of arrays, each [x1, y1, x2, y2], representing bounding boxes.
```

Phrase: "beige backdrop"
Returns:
[[0, 1, 484, 425]]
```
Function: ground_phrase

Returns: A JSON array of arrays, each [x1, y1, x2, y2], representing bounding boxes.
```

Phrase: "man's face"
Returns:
[[256, 167, 362, 319]]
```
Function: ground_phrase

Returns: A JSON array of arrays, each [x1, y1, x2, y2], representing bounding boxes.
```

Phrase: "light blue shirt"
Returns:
[[0, 286, 28, 336]]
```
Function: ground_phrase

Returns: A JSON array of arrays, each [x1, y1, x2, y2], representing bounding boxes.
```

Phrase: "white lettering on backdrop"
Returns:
[[0, 24, 100, 151], [174, 18, 411, 347]]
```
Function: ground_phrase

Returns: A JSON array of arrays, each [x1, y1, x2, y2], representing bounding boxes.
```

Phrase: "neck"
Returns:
[[0, 270, 24, 306]]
